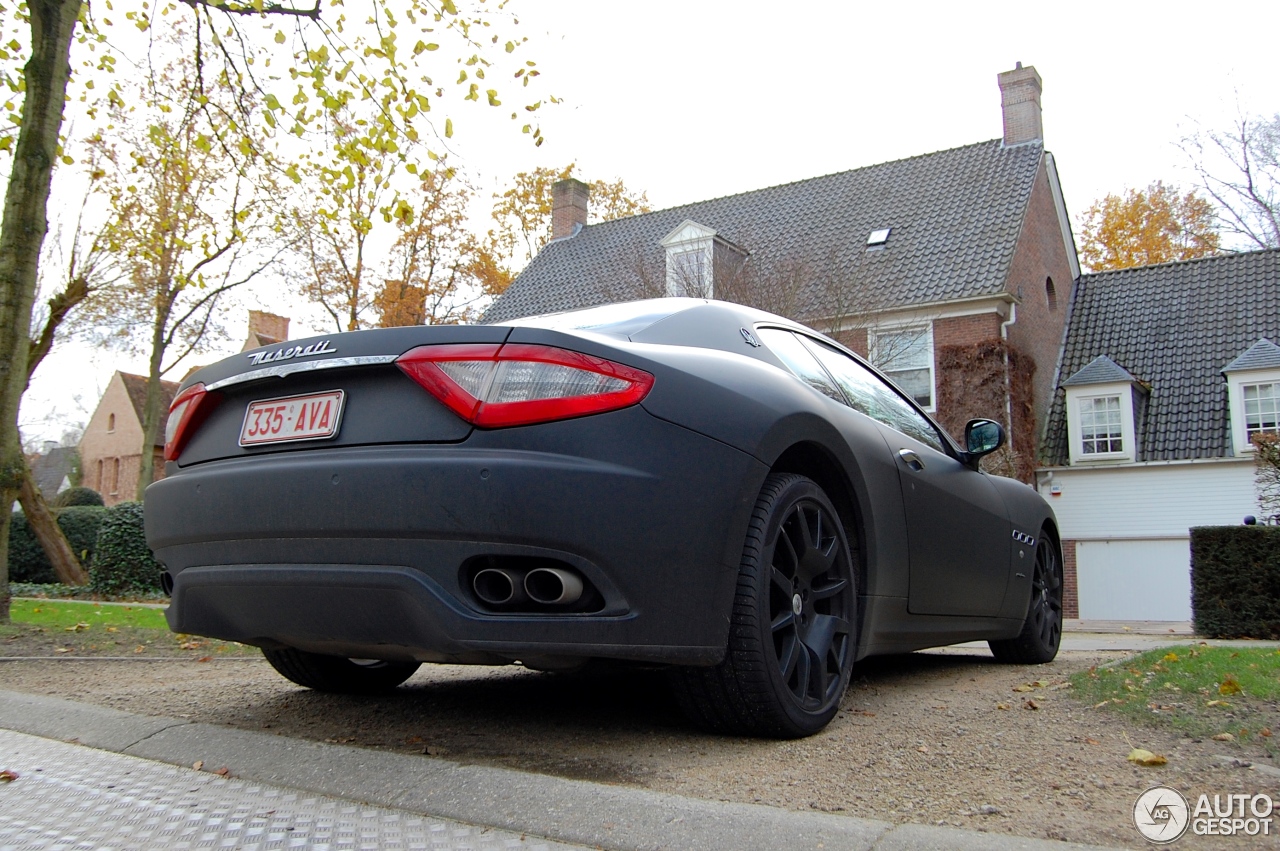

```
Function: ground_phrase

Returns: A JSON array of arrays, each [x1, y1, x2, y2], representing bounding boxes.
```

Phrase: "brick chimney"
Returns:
[[551, 178, 590, 240], [245, 310, 290, 349], [997, 62, 1043, 146]]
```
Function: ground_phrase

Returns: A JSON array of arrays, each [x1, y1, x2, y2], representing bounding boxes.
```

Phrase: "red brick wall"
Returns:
[[1003, 160, 1075, 453], [1061, 538, 1078, 619], [831, 327, 868, 357], [933, 313, 1003, 350]]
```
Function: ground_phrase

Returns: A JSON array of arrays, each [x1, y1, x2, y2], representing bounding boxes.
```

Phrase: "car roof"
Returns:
[[495, 297, 806, 341]]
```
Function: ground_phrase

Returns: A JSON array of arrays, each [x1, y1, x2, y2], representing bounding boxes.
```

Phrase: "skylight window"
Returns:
[[867, 228, 891, 247]]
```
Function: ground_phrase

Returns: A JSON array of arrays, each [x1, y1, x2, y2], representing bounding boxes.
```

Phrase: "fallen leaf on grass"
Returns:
[[0, 769, 18, 782], [1023, 699, 1040, 711], [1012, 684, 1035, 693], [105, 627, 117, 633], [197, 656, 213, 663], [1220, 674, 1242, 696], [1212, 733, 1235, 742], [63, 622, 89, 633], [1085, 738, 1100, 745], [1262, 728, 1273, 738], [192, 761, 204, 771], [134, 645, 145, 654], [54, 647, 72, 654], [1127, 748, 1168, 766], [996, 703, 1011, 710], [1092, 700, 1113, 709], [1163, 652, 1179, 663], [1207, 700, 1231, 708]]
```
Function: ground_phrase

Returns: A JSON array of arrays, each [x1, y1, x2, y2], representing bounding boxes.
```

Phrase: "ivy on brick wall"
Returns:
[[935, 339, 1036, 483]]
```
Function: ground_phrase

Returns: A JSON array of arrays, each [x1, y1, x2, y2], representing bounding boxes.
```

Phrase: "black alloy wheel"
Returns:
[[670, 473, 858, 738], [990, 531, 1063, 664], [262, 647, 421, 694]]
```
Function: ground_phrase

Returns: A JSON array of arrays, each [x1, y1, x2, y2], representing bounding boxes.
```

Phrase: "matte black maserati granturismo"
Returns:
[[145, 298, 1063, 737]]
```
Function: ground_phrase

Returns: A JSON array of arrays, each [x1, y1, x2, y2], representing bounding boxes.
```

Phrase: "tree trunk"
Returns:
[[0, 0, 84, 623], [18, 462, 88, 585], [135, 309, 170, 501]]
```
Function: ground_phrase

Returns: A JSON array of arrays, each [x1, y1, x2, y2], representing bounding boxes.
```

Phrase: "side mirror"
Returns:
[[964, 419, 1005, 458]]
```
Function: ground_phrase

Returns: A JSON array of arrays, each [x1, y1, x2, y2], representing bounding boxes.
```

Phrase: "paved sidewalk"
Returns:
[[0, 729, 575, 850], [0, 689, 1121, 851]]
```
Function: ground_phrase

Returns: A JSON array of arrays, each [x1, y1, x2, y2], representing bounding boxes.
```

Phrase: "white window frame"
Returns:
[[660, 220, 716, 299], [1225, 366, 1280, 455], [1065, 381, 1135, 463], [870, 323, 935, 412]]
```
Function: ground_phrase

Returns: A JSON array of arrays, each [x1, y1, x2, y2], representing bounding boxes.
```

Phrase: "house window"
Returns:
[[1045, 277, 1058, 312], [107, 413, 116, 432], [95, 459, 103, 490], [667, 244, 711, 298], [1243, 382, 1280, 439], [1079, 395, 1124, 454], [110, 457, 120, 496], [872, 325, 934, 409]]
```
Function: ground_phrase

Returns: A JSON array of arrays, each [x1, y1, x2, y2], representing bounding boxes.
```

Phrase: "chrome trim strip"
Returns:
[[205, 355, 399, 391]]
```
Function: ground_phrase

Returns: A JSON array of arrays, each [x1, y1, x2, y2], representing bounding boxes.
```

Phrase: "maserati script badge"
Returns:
[[245, 339, 337, 366]]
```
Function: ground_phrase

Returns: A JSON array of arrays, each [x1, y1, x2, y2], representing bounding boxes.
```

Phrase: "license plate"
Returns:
[[240, 390, 345, 446]]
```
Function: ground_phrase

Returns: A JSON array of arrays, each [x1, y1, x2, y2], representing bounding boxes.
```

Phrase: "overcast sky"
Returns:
[[22, 0, 1280, 446]]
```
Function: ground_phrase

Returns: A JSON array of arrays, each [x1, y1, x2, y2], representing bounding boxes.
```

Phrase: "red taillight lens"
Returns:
[[396, 343, 655, 428], [164, 383, 220, 461]]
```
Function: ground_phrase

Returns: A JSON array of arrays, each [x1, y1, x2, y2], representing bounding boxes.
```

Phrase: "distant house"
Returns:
[[79, 310, 290, 505], [485, 64, 1080, 479], [78, 371, 179, 505], [1039, 249, 1280, 621], [29, 441, 76, 499]]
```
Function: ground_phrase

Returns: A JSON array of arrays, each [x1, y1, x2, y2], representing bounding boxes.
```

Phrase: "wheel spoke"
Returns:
[[777, 634, 800, 682], [810, 577, 848, 602], [775, 526, 800, 574], [771, 608, 796, 633], [805, 643, 828, 700], [771, 566, 793, 596], [799, 614, 848, 660]]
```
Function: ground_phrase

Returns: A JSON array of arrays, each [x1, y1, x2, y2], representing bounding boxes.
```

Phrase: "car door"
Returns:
[[800, 338, 1012, 617]]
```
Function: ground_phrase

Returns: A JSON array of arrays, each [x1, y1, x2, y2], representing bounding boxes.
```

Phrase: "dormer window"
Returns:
[[1223, 338, 1280, 455], [1062, 356, 1141, 464], [660, 220, 716, 298], [658, 220, 747, 300], [1078, 395, 1124, 454]]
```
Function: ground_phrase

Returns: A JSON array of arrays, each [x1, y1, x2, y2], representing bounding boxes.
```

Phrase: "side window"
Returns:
[[757, 328, 844, 403], [801, 338, 946, 453]]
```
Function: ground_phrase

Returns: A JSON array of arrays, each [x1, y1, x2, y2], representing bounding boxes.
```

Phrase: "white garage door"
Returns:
[[1076, 539, 1192, 621]]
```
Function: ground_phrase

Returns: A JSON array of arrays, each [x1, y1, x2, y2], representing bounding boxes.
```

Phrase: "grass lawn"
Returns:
[[10, 598, 169, 631], [1070, 645, 1280, 757], [3, 597, 255, 657]]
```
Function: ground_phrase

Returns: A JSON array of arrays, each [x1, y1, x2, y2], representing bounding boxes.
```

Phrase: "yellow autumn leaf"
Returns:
[[1163, 652, 1179, 662], [1127, 748, 1168, 767], [1219, 675, 1242, 696]]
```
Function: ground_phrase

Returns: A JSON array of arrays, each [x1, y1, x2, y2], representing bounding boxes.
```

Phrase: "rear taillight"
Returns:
[[164, 383, 220, 461], [396, 343, 654, 428]]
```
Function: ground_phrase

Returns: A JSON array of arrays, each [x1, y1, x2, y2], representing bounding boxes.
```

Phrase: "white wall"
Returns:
[[1040, 460, 1260, 539]]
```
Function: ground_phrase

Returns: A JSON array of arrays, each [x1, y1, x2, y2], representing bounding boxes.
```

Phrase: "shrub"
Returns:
[[1190, 525, 1280, 639], [52, 486, 104, 508], [6, 505, 107, 584], [90, 502, 164, 596]]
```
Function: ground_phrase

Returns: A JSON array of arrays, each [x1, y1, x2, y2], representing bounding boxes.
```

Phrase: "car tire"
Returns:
[[671, 472, 858, 738], [989, 532, 1063, 664], [261, 647, 420, 694]]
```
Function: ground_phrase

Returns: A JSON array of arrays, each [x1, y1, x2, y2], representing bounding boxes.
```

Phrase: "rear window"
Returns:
[[499, 299, 700, 338]]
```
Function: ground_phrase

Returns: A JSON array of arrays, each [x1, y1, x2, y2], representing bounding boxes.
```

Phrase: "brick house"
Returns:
[[484, 64, 1079, 479], [1039, 249, 1280, 621], [79, 311, 290, 505]]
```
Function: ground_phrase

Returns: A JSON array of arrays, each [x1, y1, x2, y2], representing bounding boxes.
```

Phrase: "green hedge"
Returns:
[[1191, 526, 1280, 639], [89, 501, 164, 596], [6, 505, 107, 584], [52, 486, 104, 508]]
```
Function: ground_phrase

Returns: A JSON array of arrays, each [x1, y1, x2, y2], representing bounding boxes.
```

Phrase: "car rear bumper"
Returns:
[[147, 408, 768, 666]]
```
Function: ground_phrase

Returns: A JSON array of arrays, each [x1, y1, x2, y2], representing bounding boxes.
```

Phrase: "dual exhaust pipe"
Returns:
[[473, 566, 584, 607]]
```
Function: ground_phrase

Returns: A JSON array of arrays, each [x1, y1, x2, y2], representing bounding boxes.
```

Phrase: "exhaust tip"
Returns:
[[160, 571, 174, 596], [473, 568, 519, 606], [524, 567, 584, 606]]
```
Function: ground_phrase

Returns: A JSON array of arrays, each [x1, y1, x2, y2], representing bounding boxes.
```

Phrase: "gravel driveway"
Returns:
[[2, 638, 1278, 849]]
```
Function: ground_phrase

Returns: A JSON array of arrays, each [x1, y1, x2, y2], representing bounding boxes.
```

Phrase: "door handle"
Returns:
[[897, 449, 925, 472]]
